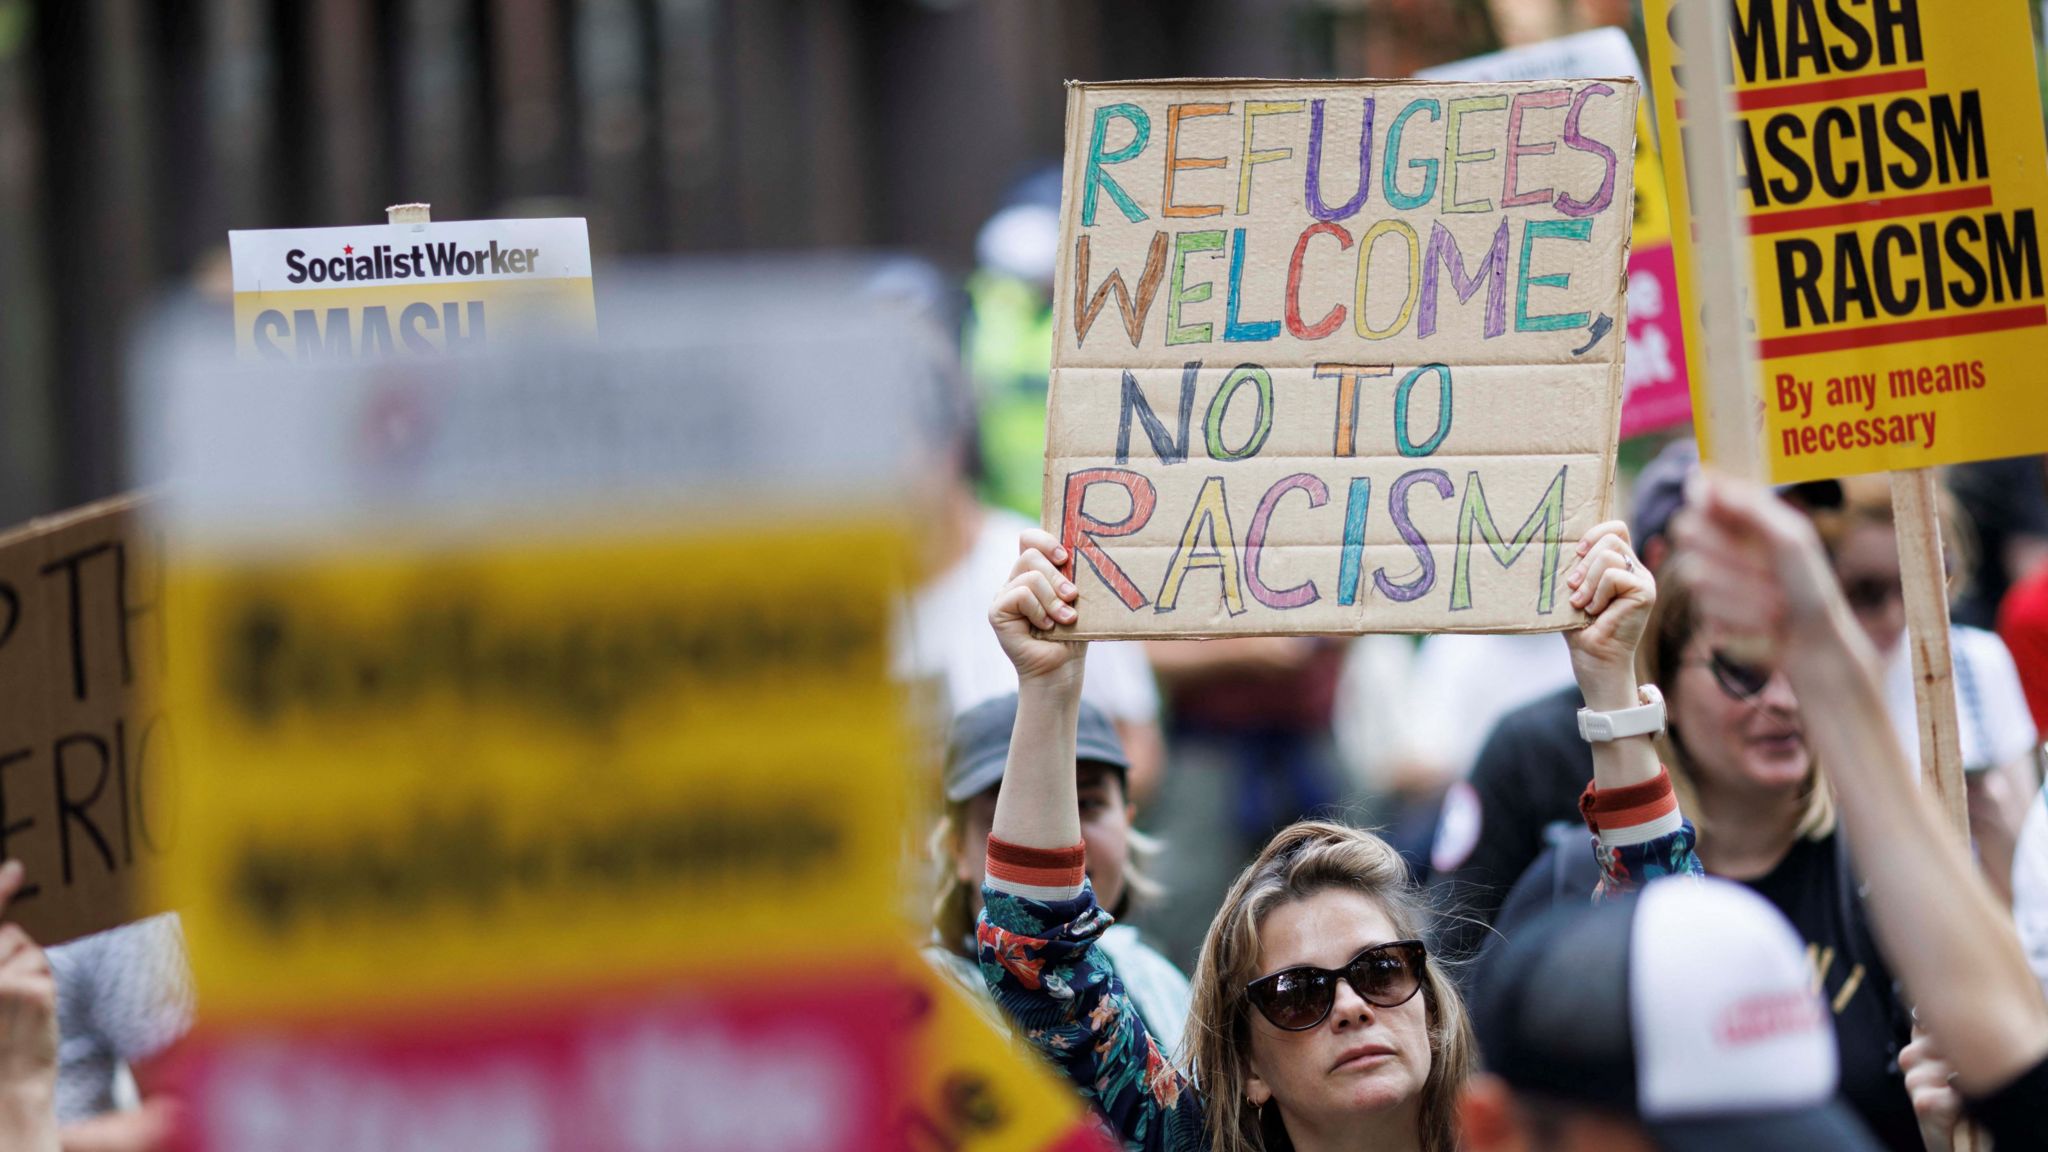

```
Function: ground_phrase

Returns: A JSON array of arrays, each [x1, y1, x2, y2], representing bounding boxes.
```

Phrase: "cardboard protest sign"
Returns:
[[1646, 0, 2048, 481], [228, 217, 594, 360], [1046, 79, 1637, 638], [1422, 29, 1694, 439], [0, 496, 168, 946]]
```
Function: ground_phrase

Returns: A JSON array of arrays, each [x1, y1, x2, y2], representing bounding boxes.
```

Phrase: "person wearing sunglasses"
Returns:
[[1668, 474, 2048, 1152], [1494, 544, 1925, 1150], [974, 521, 1658, 1152]]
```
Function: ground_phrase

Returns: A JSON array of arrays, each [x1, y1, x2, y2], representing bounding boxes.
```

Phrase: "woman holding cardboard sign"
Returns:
[[978, 521, 1663, 1152]]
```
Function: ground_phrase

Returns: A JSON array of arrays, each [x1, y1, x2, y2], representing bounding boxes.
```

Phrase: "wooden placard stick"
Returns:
[[387, 202, 431, 225], [1891, 469, 1971, 840], [1891, 470, 1981, 1152], [1672, 0, 1763, 485], [1674, 6, 1979, 1149]]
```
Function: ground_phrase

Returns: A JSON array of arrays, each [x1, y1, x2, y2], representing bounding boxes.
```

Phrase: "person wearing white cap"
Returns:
[[1494, 522, 1925, 1147], [1670, 473, 2048, 1152], [1462, 878, 1884, 1151]]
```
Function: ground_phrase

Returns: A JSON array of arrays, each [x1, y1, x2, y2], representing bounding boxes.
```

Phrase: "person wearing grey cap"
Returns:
[[926, 692, 1190, 1054]]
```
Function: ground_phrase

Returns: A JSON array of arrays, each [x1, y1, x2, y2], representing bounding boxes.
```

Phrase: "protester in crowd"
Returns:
[[926, 692, 1189, 1052], [1992, 473, 2048, 998], [1425, 436, 1697, 958], [975, 521, 1656, 1152], [1143, 635, 1350, 967], [1808, 476, 2040, 904], [1492, 532, 1924, 1150], [1461, 880, 1883, 1152], [1669, 474, 2048, 1151], [45, 917, 190, 1152], [962, 166, 1060, 521], [0, 861, 60, 1152]]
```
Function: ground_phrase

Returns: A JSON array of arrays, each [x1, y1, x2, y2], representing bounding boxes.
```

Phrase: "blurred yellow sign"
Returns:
[[158, 523, 910, 1024]]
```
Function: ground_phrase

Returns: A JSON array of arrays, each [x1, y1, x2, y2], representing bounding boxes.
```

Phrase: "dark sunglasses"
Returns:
[[1243, 940, 1427, 1032], [1706, 650, 1777, 700]]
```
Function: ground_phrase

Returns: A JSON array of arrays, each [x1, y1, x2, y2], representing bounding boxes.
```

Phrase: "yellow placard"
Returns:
[[1632, 102, 1672, 248], [1647, 0, 2048, 480], [897, 959, 1111, 1152], [156, 523, 910, 1024]]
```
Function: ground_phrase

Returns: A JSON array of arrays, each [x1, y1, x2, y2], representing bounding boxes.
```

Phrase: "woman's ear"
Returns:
[[1246, 1069, 1271, 1109]]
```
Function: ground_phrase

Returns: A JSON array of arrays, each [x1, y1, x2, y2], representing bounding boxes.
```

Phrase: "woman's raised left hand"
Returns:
[[1562, 520, 1656, 711]]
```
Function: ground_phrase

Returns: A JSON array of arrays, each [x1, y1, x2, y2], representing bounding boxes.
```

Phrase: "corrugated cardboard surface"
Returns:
[[0, 495, 161, 944], [1046, 79, 1636, 637]]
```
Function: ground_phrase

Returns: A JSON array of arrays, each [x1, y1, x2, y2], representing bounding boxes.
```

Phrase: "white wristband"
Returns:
[[1577, 683, 1666, 743]]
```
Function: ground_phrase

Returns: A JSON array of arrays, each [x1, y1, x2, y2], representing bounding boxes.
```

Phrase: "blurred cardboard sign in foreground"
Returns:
[[1045, 78, 1637, 638], [0, 495, 166, 947], [228, 217, 596, 361]]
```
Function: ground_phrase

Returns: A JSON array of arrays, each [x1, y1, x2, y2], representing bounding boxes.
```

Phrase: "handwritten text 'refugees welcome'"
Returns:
[[1067, 84, 1630, 351], [1046, 81, 1633, 635]]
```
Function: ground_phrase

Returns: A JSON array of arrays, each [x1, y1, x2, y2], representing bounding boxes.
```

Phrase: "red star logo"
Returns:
[[343, 245, 354, 255]]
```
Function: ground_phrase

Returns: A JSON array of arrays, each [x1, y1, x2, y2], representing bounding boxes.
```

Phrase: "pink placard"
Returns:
[[1620, 241, 1693, 440], [170, 981, 912, 1152]]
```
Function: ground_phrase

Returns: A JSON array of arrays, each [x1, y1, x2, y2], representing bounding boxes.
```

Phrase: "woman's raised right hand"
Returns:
[[989, 530, 1087, 687]]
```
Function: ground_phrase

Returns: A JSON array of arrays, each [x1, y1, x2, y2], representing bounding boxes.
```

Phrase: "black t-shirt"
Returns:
[[1427, 685, 1590, 962], [1495, 832, 1922, 1152], [1743, 836, 1919, 1152], [1970, 1053, 2048, 1151]]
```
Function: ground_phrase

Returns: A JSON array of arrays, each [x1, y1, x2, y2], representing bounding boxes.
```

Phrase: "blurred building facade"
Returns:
[[0, 0, 1509, 527]]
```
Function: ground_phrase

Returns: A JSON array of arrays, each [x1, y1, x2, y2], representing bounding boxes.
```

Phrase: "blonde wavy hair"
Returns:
[[1640, 557, 1835, 841], [1185, 821, 1473, 1152]]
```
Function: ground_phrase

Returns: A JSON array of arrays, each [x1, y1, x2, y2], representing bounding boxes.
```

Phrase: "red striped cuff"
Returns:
[[986, 836, 1087, 900], [1580, 768, 1683, 846]]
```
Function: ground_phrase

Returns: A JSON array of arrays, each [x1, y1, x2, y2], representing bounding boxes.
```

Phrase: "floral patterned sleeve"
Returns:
[[977, 838, 1208, 1152], [1578, 767, 1705, 899]]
